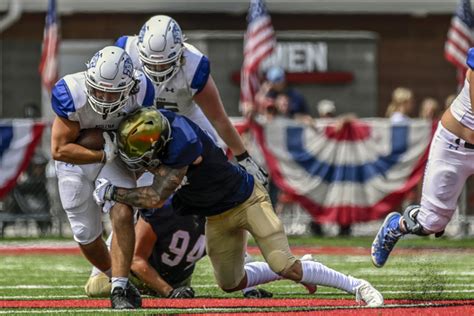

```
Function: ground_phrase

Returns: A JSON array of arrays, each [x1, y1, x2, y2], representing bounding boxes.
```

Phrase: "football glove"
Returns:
[[236, 152, 268, 186], [103, 132, 117, 164], [167, 286, 195, 298], [93, 178, 116, 206], [243, 288, 273, 298]]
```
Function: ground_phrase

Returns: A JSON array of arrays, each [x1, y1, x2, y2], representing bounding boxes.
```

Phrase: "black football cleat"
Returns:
[[126, 281, 142, 308], [243, 288, 273, 298], [111, 287, 134, 309]]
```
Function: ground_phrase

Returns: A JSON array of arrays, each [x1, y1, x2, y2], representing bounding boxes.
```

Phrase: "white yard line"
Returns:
[[0, 285, 82, 289]]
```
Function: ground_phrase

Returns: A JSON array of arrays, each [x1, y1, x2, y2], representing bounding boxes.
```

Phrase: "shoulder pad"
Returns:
[[51, 78, 75, 118], [467, 47, 474, 69]]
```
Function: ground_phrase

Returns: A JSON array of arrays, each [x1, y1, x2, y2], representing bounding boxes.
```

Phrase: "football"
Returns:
[[75, 128, 105, 150]]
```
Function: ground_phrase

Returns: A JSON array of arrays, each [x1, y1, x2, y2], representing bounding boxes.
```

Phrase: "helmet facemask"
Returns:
[[139, 48, 184, 86], [85, 46, 136, 117], [86, 76, 135, 117]]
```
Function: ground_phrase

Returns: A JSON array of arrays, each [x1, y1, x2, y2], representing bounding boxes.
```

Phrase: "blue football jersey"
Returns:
[[159, 110, 254, 216], [139, 202, 206, 286]]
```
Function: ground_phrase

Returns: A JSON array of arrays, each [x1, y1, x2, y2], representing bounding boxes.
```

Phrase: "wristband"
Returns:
[[235, 151, 250, 162], [105, 185, 117, 201]]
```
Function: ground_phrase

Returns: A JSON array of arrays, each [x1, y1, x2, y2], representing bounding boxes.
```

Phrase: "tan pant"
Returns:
[[206, 182, 296, 290]]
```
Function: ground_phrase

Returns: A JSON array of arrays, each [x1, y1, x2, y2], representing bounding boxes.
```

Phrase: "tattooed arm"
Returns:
[[113, 165, 188, 209]]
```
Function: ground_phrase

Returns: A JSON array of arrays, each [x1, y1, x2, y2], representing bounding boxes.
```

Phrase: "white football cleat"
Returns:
[[355, 280, 384, 307], [300, 254, 314, 262]]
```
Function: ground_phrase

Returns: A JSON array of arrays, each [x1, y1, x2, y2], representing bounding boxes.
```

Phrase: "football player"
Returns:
[[50, 46, 154, 309], [93, 108, 384, 307], [85, 199, 273, 299], [371, 50, 474, 268], [115, 15, 268, 185]]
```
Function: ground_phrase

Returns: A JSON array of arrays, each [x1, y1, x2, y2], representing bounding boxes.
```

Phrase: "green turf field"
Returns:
[[1, 236, 474, 315]]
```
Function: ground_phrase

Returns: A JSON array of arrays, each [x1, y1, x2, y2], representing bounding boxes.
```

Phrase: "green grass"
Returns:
[[1, 236, 474, 315]]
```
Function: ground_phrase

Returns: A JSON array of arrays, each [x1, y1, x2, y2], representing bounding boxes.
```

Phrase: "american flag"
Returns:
[[38, 0, 59, 93], [240, 0, 276, 104], [444, 0, 474, 87]]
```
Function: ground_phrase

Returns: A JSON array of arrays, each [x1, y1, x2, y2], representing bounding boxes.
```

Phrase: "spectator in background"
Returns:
[[445, 94, 456, 110], [23, 102, 41, 118], [314, 99, 356, 236], [386, 87, 415, 123], [419, 97, 441, 121], [254, 81, 311, 210], [404, 97, 441, 208], [317, 99, 358, 134], [255, 66, 309, 118], [317, 99, 336, 118], [264, 93, 319, 212]]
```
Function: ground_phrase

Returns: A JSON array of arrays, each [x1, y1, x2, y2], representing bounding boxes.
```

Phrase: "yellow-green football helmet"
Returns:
[[117, 108, 171, 171]]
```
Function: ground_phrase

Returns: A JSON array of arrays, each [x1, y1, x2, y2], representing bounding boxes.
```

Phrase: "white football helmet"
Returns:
[[137, 15, 185, 85], [85, 46, 135, 117]]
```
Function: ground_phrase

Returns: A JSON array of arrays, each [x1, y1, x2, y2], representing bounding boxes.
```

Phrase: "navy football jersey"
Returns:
[[139, 201, 206, 286], [159, 110, 254, 216]]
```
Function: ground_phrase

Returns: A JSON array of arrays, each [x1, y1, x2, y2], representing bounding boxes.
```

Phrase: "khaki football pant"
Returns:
[[206, 182, 296, 290]]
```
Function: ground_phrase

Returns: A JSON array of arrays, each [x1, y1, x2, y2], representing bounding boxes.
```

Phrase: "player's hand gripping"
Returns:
[[102, 132, 117, 164], [167, 286, 195, 298], [93, 178, 116, 206], [236, 151, 269, 186]]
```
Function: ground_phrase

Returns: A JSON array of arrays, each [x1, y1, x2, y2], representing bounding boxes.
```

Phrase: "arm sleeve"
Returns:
[[135, 71, 155, 107]]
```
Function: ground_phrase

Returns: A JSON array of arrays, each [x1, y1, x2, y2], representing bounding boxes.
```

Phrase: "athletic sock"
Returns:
[[300, 261, 361, 294], [111, 277, 128, 291], [244, 262, 282, 288]]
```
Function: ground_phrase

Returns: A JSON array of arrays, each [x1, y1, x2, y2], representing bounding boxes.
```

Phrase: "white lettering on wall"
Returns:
[[262, 42, 328, 72]]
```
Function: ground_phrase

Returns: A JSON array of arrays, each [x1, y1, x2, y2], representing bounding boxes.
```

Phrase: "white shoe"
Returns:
[[355, 280, 384, 307], [299, 254, 317, 294]]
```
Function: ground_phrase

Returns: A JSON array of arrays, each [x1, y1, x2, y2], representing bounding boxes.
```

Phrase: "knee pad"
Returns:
[[433, 169, 459, 202], [217, 277, 242, 292], [402, 205, 430, 236], [58, 177, 92, 211], [266, 250, 294, 275], [73, 222, 102, 245]]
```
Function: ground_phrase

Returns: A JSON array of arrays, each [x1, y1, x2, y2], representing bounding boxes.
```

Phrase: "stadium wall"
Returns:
[[0, 13, 456, 118]]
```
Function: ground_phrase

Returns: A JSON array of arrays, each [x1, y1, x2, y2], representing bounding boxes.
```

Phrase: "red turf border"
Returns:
[[2, 298, 474, 309]]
